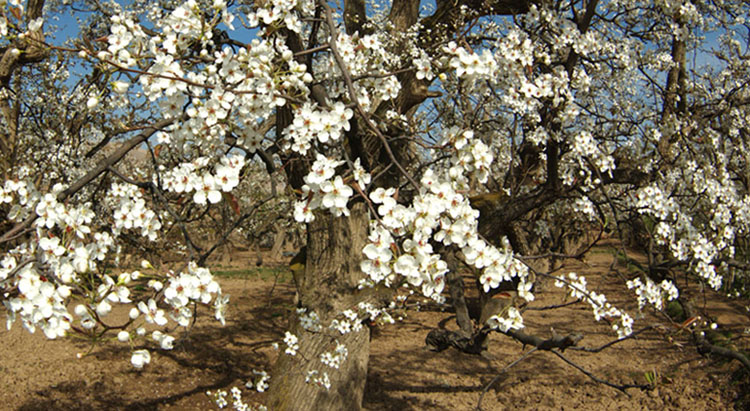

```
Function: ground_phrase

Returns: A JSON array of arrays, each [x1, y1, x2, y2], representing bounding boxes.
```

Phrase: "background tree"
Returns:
[[2, 0, 750, 410]]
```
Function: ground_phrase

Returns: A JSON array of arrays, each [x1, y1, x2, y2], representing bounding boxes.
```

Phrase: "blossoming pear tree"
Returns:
[[2, 0, 750, 409]]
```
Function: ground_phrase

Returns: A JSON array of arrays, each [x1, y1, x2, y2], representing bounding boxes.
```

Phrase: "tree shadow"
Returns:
[[17, 282, 296, 410]]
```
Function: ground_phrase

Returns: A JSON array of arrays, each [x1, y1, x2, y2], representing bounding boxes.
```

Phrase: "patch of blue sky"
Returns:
[[40, 1, 266, 146]]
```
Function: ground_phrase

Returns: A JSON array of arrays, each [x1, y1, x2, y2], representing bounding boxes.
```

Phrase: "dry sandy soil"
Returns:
[[1, 247, 749, 410]]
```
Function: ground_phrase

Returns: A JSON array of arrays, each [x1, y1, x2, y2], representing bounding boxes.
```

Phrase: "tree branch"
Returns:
[[694, 332, 750, 372], [476, 347, 538, 411], [501, 328, 583, 351], [0, 116, 180, 244], [550, 349, 650, 395]]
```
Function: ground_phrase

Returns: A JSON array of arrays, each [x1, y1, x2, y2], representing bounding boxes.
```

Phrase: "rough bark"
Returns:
[[443, 249, 474, 338], [269, 320, 370, 411], [268, 1, 543, 407], [0, 0, 48, 179], [426, 327, 583, 354], [388, 0, 420, 32], [267, 203, 374, 411], [659, 16, 687, 162], [344, 0, 367, 35]]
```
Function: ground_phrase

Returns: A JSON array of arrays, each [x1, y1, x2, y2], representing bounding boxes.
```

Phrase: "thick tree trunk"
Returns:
[[267, 203, 371, 410]]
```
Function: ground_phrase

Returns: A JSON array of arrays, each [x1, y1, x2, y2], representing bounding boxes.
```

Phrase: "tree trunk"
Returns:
[[267, 203, 371, 410], [269, 228, 286, 261]]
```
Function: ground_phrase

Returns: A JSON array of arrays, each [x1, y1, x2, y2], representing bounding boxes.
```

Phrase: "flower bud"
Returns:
[[117, 331, 130, 342], [86, 96, 99, 109]]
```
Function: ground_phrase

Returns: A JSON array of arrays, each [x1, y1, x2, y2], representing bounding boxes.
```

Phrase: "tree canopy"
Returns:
[[1, 0, 750, 409]]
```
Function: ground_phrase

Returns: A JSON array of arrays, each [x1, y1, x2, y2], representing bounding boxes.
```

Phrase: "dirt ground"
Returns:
[[1, 246, 749, 410]]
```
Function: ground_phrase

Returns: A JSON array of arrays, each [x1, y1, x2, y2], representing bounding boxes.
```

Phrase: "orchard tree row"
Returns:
[[1, 0, 749, 409]]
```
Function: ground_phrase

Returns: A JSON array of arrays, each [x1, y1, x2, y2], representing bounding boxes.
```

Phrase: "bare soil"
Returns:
[[1, 247, 749, 410]]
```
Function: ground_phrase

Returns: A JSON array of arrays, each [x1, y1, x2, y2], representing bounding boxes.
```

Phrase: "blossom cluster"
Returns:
[[282, 102, 354, 154], [305, 369, 331, 391], [4, 260, 73, 339], [283, 331, 300, 356], [329, 309, 361, 335], [1, 183, 116, 340], [440, 4, 625, 193], [626, 277, 679, 311], [486, 307, 524, 333], [440, 127, 493, 185], [297, 307, 322, 332], [635, 182, 731, 290], [208, 385, 268, 411], [163, 262, 224, 326], [354, 148, 534, 327], [442, 23, 582, 119], [102, 2, 314, 160], [246, 369, 271, 393], [361, 170, 532, 306], [0, 173, 227, 368], [109, 183, 163, 240], [293, 154, 357, 221], [246, 0, 314, 34], [555, 272, 634, 338], [320, 341, 348, 369], [313, 31, 403, 111], [161, 154, 244, 206], [110, 263, 224, 367], [569, 130, 615, 176]]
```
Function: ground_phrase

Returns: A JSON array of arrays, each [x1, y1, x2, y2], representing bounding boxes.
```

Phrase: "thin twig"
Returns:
[[106, 165, 203, 259], [293, 43, 330, 57], [524, 298, 582, 311], [550, 349, 650, 395], [1, 116, 180, 244], [526, 265, 607, 314], [197, 194, 277, 265], [476, 347, 538, 411], [571, 325, 655, 353]]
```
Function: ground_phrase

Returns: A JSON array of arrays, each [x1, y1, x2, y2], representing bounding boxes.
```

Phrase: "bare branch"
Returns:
[[0, 116, 181, 244], [524, 299, 582, 311], [197, 194, 277, 266], [571, 326, 655, 353], [694, 332, 750, 372], [550, 349, 650, 395], [476, 347, 539, 411], [501, 328, 583, 351]]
